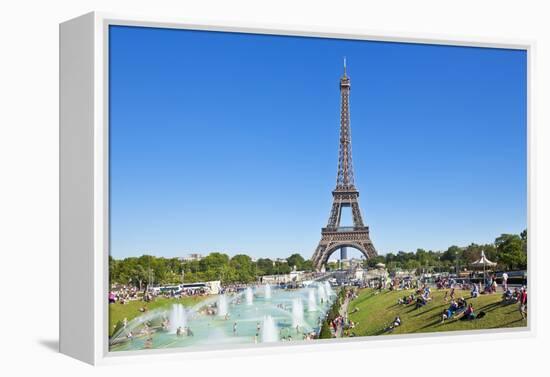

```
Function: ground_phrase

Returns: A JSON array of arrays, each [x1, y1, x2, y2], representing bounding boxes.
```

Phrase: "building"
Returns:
[[179, 253, 203, 262], [260, 270, 312, 284]]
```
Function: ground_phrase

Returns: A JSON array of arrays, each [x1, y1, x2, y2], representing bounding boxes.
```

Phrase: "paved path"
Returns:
[[336, 294, 351, 337]]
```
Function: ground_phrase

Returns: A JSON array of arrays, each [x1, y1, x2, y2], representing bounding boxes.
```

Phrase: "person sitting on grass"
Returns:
[[512, 287, 521, 302], [398, 294, 414, 305], [423, 286, 432, 299], [392, 316, 401, 328], [441, 299, 459, 322], [502, 288, 513, 301], [460, 303, 475, 320], [416, 295, 429, 309], [418, 287, 432, 306], [385, 316, 401, 332], [457, 297, 467, 310]]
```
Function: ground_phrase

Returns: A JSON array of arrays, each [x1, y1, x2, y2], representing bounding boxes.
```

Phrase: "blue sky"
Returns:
[[109, 25, 526, 260]]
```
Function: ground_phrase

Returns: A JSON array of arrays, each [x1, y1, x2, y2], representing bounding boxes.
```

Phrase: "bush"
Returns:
[[319, 288, 346, 339]]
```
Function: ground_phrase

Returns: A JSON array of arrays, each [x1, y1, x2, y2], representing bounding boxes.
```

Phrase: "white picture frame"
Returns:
[[60, 11, 535, 365]]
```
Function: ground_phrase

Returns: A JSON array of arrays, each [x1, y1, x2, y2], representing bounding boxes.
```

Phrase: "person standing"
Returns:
[[502, 272, 509, 291], [519, 287, 528, 320]]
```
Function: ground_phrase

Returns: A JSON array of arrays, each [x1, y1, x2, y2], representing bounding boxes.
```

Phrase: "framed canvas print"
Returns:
[[60, 12, 534, 365]]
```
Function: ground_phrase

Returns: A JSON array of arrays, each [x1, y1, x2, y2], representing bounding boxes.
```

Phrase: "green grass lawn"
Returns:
[[109, 296, 206, 336], [348, 288, 526, 337]]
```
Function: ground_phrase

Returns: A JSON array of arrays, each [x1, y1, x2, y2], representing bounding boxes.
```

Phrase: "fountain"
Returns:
[[317, 284, 327, 303], [261, 315, 278, 343], [324, 281, 335, 297], [110, 284, 336, 351], [307, 288, 317, 312], [245, 287, 253, 305], [217, 295, 228, 317], [169, 304, 187, 333], [292, 298, 304, 328]]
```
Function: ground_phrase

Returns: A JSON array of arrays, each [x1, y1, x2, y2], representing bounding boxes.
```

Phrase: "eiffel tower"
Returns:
[[311, 59, 378, 271]]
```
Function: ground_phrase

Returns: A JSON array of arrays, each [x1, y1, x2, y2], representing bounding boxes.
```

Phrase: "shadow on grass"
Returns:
[[416, 318, 448, 331], [478, 301, 508, 313], [487, 318, 525, 329], [411, 304, 444, 318], [405, 302, 439, 315], [372, 326, 395, 336]]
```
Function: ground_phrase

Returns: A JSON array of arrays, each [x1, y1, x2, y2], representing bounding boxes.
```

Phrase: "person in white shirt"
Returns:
[[502, 272, 509, 291]]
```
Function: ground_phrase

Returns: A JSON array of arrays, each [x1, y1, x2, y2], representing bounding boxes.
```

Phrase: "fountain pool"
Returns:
[[110, 282, 335, 351]]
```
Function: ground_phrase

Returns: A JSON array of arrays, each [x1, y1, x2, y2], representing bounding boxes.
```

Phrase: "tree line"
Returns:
[[363, 230, 527, 273], [109, 252, 314, 289], [110, 230, 526, 288]]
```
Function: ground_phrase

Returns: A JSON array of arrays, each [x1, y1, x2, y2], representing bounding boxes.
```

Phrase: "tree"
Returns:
[[385, 253, 396, 263], [199, 252, 230, 281], [366, 255, 385, 268], [521, 229, 527, 253], [495, 234, 526, 270], [441, 246, 462, 262], [274, 261, 291, 274], [404, 259, 421, 271], [415, 249, 428, 266], [482, 244, 497, 264], [109, 228, 528, 287], [301, 259, 314, 272], [286, 253, 305, 270], [256, 258, 275, 275], [230, 254, 255, 283], [463, 243, 482, 265]]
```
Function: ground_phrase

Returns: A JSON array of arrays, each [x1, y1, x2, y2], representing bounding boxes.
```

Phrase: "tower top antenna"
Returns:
[[343, 56, 347, 77]]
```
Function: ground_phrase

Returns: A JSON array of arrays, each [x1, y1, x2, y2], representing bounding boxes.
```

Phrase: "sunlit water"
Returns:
[[110, 283, 335, 351]]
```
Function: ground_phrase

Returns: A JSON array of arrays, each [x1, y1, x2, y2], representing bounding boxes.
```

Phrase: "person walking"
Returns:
[[519, 287, 528, 320]]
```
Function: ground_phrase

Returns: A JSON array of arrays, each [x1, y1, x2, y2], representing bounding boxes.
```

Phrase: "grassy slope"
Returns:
[[348, 288, 526, 337], [109, 296, 206, 336]]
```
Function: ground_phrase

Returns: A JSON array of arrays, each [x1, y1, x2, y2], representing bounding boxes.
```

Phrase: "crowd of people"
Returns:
[[396, 284, 433, 309], [109, 283, 210, 307], [441, 297, 478, 322], [502, 286, 528, 319], [358, 271, 528, 334], [109, 285, 140, 304], [110, 269, 528, 349]]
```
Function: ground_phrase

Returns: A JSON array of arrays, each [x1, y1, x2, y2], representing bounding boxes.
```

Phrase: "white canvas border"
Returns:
[[60, 11, 535, 365]]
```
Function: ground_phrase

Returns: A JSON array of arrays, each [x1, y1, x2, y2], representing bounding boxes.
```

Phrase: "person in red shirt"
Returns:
[[462, 303, 475, 320], [519, 287, 528, 320]]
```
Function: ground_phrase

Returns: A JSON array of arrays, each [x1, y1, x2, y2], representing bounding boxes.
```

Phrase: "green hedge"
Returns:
[[319, 288, 346, 339]]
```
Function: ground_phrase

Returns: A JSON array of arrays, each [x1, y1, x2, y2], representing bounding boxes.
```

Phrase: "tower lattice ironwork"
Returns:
[[311, 59, 378, 271]]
